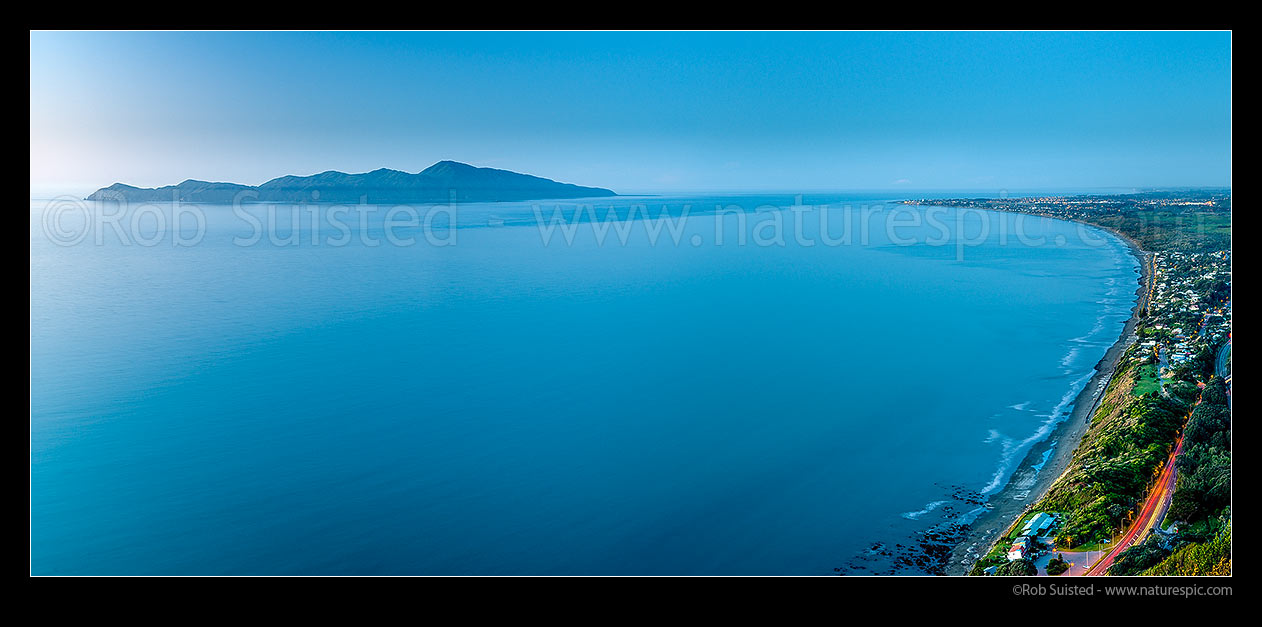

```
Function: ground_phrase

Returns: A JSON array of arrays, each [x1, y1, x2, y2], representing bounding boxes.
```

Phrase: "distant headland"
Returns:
[[85, 161, 617, 204]]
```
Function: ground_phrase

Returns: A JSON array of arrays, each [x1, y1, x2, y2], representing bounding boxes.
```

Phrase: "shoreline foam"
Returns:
[[943, 221, 1152, 576]]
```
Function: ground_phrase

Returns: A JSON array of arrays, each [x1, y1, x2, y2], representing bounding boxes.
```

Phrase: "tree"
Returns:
[[1046, 553, 1069, 576], [1108, 535, 1170, 575], [995, 558, 1038, 576]]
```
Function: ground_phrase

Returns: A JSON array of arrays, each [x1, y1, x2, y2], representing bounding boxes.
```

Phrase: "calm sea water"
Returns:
[[30, 193, 1137, 575]]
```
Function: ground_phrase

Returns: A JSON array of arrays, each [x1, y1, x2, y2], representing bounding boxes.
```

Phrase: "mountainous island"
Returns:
[[85, 161, 617, 204]]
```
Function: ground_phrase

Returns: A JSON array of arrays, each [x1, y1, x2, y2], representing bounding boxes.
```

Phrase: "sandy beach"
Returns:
[[944, 226, 1153, 576]]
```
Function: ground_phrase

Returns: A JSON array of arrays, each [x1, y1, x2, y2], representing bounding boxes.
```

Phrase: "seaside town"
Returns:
[[905, 190, 1231, 577]]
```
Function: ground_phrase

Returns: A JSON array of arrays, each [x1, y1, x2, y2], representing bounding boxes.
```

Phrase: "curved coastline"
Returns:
[[935, 210, 1153, 576]]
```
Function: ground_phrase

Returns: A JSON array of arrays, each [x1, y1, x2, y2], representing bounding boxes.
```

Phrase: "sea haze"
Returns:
[[29, 193, 1137, 575]]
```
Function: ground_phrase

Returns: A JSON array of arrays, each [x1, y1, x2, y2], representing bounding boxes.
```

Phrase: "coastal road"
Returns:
[[1084, 383, 1205, 576], [1084, 434, 1185, 576]]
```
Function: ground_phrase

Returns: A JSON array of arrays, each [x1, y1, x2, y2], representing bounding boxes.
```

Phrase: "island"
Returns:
[[85, 160, 617, 204]]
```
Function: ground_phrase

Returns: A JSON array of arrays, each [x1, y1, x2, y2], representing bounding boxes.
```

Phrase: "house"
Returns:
[[1022, 512, 1055, 536], [1007, 543, 1027, 561], [1007, 535, 1034, 561]]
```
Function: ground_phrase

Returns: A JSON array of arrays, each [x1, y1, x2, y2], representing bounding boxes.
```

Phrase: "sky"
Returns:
[[30, 31, 1232, 196]]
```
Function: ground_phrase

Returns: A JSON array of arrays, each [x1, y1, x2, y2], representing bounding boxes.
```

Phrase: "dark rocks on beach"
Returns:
[[835, 485, 979, 576], [946, 484, 987, 506], [837, 519, 974, 575]]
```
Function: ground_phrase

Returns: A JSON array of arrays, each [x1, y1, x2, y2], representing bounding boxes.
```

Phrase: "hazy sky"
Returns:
[[30, 31, 1231, 195]]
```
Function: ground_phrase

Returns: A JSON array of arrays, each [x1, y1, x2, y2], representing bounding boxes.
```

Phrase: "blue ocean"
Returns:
[[29, 193, 1138, 575]]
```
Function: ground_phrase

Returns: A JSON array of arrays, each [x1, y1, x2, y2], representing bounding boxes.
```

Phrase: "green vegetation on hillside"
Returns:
[[1170, 378, 1231, 523], [1117, 376, 1233, 576], [1037, 353, 1189, 548], [1108, 534, 1172, 575], [1141, 519, 1231, 576]]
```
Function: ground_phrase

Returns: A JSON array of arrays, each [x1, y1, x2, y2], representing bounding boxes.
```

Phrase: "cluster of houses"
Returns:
[[1141, 251, 1231, 376], [1007, 512, 1057, 562], [979, 511, 1061, 575]]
